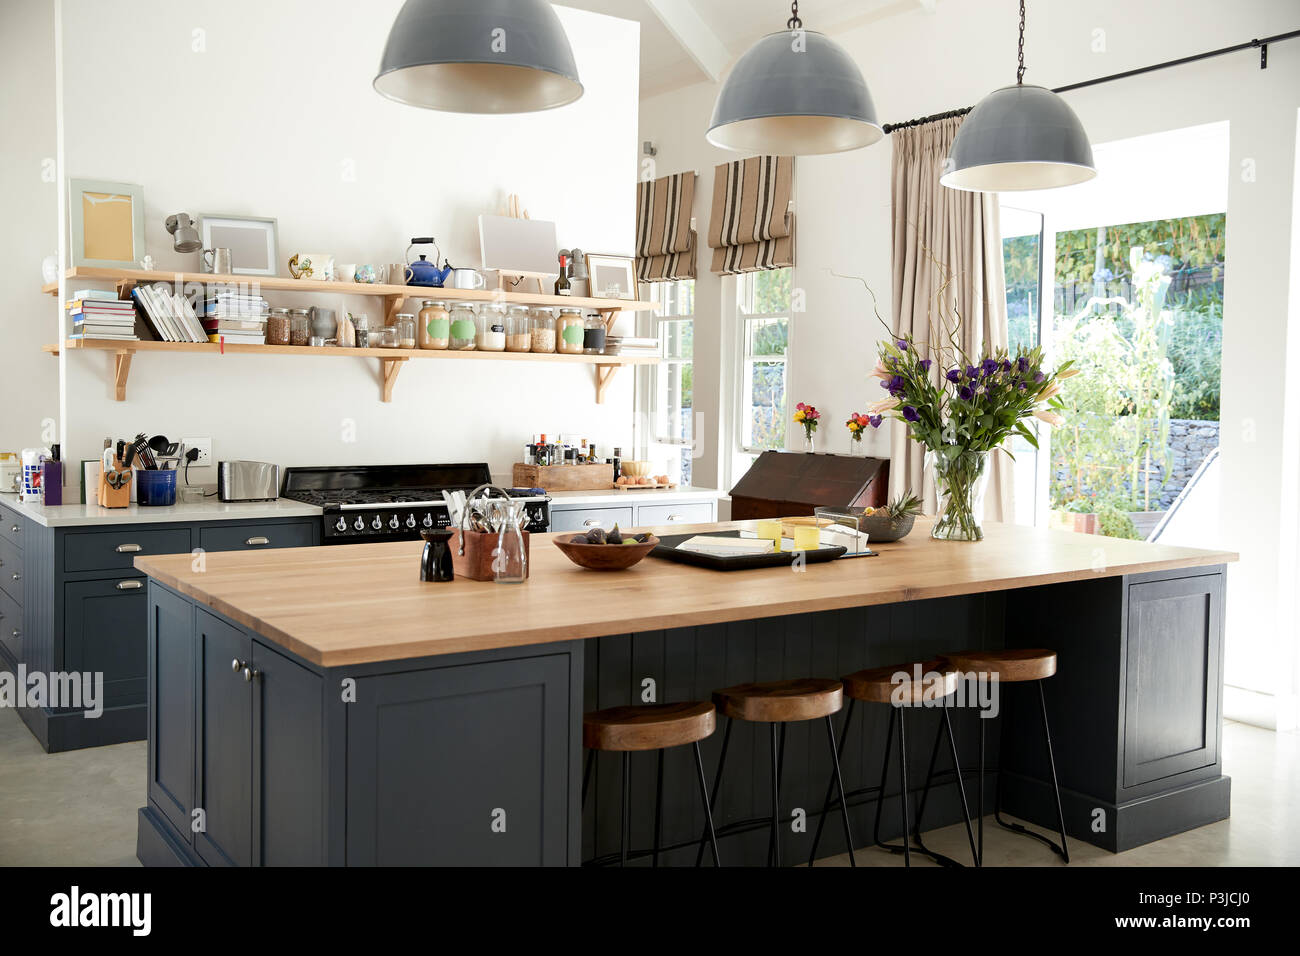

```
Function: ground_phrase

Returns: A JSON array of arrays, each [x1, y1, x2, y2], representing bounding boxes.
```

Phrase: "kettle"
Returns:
[[405, 238, 453, 287]]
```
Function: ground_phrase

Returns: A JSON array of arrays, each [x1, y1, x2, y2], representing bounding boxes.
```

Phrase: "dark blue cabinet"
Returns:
[[147, 587, 195, 839], [195, 610, 253, 867], [63, 577, 148, 711]]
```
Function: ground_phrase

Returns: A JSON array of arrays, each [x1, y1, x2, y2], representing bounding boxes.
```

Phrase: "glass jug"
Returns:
[[493, 499, 529, 584]]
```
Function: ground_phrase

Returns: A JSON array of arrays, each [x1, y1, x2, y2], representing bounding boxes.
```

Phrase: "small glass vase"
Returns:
[[803, 429, 816, 454], [848, 436, 863, 456], [926, 448, 990, 541]]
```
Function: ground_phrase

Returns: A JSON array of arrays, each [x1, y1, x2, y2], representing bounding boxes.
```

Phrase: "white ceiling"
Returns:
[[562, 0, 916, 97]]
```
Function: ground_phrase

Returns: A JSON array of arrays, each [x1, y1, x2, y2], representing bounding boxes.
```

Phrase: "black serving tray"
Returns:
[[649, 531, 869, 571]]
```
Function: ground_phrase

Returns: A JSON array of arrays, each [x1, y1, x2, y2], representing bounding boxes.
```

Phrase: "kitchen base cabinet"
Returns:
[[0, 513, 319, 753]]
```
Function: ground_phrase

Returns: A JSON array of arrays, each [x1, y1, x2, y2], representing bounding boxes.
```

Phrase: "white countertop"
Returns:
[[533, 486, 720, 507], [0, 495, 323, 528]]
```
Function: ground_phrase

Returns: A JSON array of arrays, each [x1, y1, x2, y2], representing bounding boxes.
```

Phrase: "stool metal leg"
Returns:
[[767, 723, 787, 866], [769, 723, 783, 867], [871, 705, 897, 849], [992, 679, 1070, 863], [694, 716, 732, 867], [692, 742, 722, 866], [824, 715, 856, 867], [896, 707, 911, 867], [977, 712, 985, 865], [808, 698, 856, 866], [652, 749, 665, 868], [620, 751, 631, 867], [913, 697, 979, 867], [943, 700, 980, 866]]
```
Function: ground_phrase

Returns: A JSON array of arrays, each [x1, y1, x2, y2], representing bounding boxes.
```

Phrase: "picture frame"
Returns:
[[585, 253, 638, 300], [68, 178, 145, 269], [197, 214, 279, 276]]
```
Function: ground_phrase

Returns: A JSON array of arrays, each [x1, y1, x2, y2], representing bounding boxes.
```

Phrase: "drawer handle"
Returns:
[[116, 544, 143, 553], [245, 536, 270, 546], [667, 513, 685, 521], [115, 580, 143, 591], [582, 519, 603, 528]]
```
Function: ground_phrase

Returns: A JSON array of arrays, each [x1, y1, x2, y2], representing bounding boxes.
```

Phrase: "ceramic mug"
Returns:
[[354, 264, 382, 284], [386, 262, 413, 285], [451, 268, 486, 290], [335, 263, 357, 283], [287, 253, 335, 281]]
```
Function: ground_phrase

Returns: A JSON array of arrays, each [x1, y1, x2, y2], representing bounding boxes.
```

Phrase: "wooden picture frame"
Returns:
[[68, 178, 145, 269], [584, 253, 638, 300], [198, 214, 279, 276]]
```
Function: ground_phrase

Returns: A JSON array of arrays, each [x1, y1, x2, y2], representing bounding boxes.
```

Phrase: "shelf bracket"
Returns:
[[112, 349, 133, 402], [115, 278, 139, 301], [382, 294, 407, 329], [597, 307, 623, 334], [594, 363, 622, 404], [380, 356, 408, 403]]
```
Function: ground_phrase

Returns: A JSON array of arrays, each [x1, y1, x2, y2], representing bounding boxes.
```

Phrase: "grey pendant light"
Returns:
[[374, 0, 582, 114], [941, 1, 1095, 192], [707, 2, 881, 155]]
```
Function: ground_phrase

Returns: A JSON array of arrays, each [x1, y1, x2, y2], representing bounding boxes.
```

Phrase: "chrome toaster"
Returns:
[[217, 461, 281, 502]]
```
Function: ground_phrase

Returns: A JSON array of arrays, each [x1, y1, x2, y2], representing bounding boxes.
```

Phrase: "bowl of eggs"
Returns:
[[614, 460, 674, 488]]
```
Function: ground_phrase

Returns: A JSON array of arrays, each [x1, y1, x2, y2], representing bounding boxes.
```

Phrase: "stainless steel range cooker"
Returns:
[[280, 463, 550, 544]]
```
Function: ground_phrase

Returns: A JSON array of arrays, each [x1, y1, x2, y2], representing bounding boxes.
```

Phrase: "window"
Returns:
[[650, 279, 694, 485], [736, 268, 791, 455], [1001, 205, 1046, 526]]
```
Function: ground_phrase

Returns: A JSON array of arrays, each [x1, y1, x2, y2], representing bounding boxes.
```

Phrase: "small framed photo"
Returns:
[[585, 254, 638, 300], [198, 214, 279, 276], [68, 179, 145, 268]]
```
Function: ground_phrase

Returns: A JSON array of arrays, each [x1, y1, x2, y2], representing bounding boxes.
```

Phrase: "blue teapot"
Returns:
[[404, 238, 453, 287]]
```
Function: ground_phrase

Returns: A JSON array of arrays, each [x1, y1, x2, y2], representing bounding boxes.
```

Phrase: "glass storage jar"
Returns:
[[556, 308, 585, 355], [288, 309, 311, 346], [505, 305, 532, 352], [267, 308, 291, 346], [418, 300, 450, 350], [394, 313, 417, 349], [583, 313, 607, 355], [530, 308, 556, 353], [476, 303, 506, 351], [448, 303, 477, 350]]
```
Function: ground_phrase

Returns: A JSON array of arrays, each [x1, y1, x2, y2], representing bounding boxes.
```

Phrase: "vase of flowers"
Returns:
[[794, 402, 820, 453], [845, 412, 878, 455], [866, 341, 1075, 541]]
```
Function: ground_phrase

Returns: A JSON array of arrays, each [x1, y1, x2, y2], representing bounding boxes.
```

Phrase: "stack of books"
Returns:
[[202, 292, 269, 345], [67, 295, 139, 342], [603, 335, 661, 357], [132, 283, 208, 342]]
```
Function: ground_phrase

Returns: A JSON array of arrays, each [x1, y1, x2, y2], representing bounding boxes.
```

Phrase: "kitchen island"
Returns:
[[133, 520, 1236, 866]]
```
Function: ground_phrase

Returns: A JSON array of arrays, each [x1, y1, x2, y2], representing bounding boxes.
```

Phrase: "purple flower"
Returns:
[[869, 414, 883, 428], [896, 339, 908, 351], [946, 368, 961, 383], [1001, 358, 1013, 372], [902, 405, 920, 422], [887, 375, 905, 396], [879, 379, 892, 390], [958, 385, 974, 401], [1034, 371, 1045, 382], [1017, 356, 1030, 373], [918, 358, 932, 372], [1017, 382, 1028, 391], [981, 358, 999, 376], [965, 365, 978, 380]]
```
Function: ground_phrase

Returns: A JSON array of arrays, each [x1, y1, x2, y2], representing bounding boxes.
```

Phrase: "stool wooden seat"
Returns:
[[944, 648, 1057, 683], [712, 678, 842, 722], [583, 702, 716, 752], [841, 658, 959, 704]]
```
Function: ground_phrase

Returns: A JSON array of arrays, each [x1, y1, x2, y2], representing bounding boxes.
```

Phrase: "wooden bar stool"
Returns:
[[582, 701, 721, 867], [808, 659, 979, 867], [696, 678, 854, 867], [943, 648, 1069, 864]]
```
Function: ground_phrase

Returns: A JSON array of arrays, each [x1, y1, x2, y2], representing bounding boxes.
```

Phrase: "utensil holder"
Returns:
[[452, 482, 531, 581], [96, 460, 133, 509]]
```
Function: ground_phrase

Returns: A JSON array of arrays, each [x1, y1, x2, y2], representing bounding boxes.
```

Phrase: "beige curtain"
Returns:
[[889, 116, 1014, 523], [708, 156, 795, 275], [636, 171, 697, 281]]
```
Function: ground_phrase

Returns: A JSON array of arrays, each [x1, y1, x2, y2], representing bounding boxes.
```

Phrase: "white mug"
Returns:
[[451, 268, 486, 290], [335, 263, 357, 283]]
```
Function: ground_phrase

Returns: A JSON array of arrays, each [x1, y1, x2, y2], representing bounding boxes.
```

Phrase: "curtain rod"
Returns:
[[882, 27, 1300, 134]]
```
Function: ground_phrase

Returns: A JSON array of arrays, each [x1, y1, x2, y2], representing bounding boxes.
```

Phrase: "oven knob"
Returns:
[[335, 517, 347, 532], [405, 514, 417, 529], [389, 515, 400, 530], [371, 515, 383, 531], [353, 516, 366, 531], [422, 514, 434, 528]]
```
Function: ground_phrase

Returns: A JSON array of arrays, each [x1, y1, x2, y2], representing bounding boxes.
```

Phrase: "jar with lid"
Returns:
[[583, 314, 607, 355], [288, 308, 311, 346], [556, 308, 585, 355], [476, 303, 506, 351], [529, 308, 556, 353], [267, 308, 292, 346], [394, 314, 417, 349], [351, 312, 371, 349], [371, 326, 399, 348], [505, 305, 532, 352], [418, 300, 450, 350], [448, 303, 477, 350]]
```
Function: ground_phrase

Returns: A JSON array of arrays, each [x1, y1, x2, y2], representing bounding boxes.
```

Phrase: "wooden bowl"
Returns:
[[553, 534, 660, 570], [619, 460, 652, 478]]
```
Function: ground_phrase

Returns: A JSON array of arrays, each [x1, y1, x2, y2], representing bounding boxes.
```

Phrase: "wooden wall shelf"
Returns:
[[44, 339, 657, 404]]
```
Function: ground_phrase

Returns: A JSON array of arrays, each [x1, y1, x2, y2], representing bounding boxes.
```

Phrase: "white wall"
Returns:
[[639, 0, 1300, 727], [56, 0, 640, 480], [0, 0, 59, 457]]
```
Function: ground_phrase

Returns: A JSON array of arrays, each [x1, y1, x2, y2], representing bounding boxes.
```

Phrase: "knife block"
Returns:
[[450, 529, 530, 581], [97, 460, 133, 509]]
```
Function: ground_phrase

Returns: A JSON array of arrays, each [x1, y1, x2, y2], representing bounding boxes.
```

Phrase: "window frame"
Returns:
[[733, 269, 792, 458]]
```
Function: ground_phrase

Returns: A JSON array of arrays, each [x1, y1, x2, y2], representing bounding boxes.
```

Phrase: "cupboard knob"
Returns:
[[245, 536, 270, 546], [116, 543, 143, 553], [9, 525, 18, 533], [231, 658, 246, 673], [115, 580, 142, 590], [10, 573, 19, 582], [241, 666, 259, 683], [10, 629, 17, 639], [582, 519, 602, 527]]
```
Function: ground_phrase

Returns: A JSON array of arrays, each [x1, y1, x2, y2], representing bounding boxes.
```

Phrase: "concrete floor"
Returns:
[[0, 708, 1295, 866]]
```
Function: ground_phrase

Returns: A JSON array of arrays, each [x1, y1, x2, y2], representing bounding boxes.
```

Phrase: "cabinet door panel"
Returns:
[[199, 521, 315, 554], [347, 655, 572, 866], [194, 610, 252, 867], [63, 578, 148, 709], [0, 585, 21, 662], [147, 587, 195, 838], [550, 507, 633, 533], [1123, 575, 1222, 788]]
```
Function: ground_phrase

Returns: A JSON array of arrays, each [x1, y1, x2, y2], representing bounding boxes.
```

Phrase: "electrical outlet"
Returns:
[[183, 437, 213, 464]]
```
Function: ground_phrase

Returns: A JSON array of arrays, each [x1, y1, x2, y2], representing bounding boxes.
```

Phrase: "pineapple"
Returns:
[[879, 492, 922, 521]]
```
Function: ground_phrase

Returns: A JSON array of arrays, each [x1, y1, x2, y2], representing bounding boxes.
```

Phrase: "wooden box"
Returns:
[[450, 529, 530, 581], [729, 451, 888, 520], [512, 462, 614, 492]]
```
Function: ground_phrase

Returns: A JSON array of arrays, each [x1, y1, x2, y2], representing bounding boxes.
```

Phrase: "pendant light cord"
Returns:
[[1016, 0, 1026, 84], [788, 1, 802, 30]]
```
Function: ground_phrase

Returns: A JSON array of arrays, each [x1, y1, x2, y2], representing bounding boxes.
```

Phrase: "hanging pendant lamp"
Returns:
[[941, 0, 1095, 191], [707, 1, 882, 155], [374, 0, 583, 114]]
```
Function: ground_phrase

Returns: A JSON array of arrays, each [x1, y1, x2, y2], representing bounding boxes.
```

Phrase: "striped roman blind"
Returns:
[[635, 171, 697, 281], [707, 155, 794, 276]]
